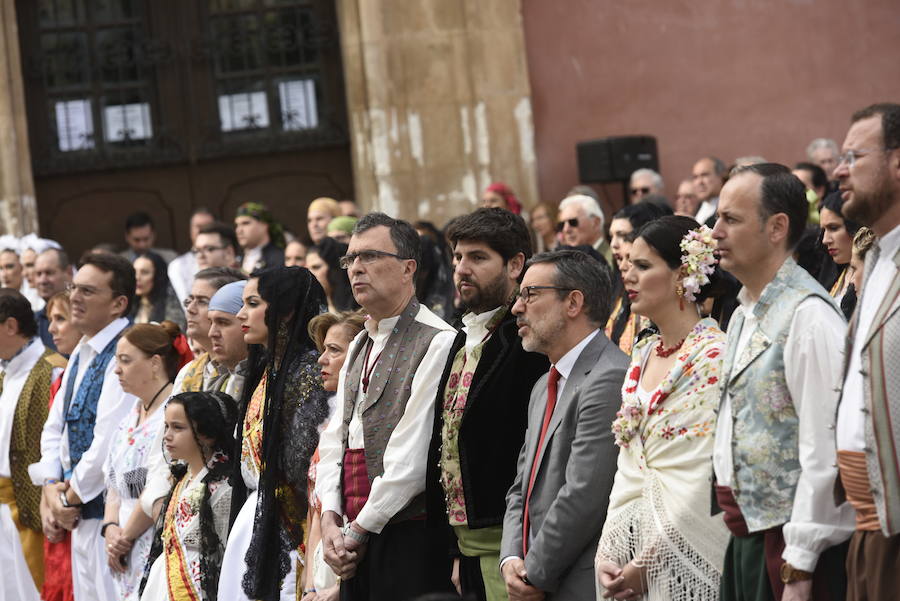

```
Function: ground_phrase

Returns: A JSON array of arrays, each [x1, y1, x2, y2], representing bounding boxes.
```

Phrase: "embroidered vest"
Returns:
[[340, 299, 446, 523], [179, 352, 216, 394], [10, 348, 66, 531], [63, 332, 122, 518], [721, 259, 839, 532]]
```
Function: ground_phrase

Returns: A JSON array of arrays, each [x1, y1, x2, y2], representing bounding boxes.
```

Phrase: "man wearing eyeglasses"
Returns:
[[500, 249, 627, 601], [29, 253, 138, 601], [833, 102, 900, 601], [556, 194, 613, 266], [317, 212, 458, 600], [167, 208, 215, 305], [193, 222, 240, 272], [628, 168, 665, 204], [424, 208, 549, 601]]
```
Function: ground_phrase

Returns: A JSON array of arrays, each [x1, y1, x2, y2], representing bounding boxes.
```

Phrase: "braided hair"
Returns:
[[141, 391, 238, 601]]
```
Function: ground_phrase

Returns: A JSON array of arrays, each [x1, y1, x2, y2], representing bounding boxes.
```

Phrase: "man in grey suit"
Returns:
[[500, 249, 628, 601]]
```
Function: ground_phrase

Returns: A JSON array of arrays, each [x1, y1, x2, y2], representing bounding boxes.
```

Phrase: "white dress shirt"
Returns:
[[317, 303, 456, 534], [28, 317, 137, 505], [838, 224, 900, 451], [241, 247, 262, 274], [461, 305, 504, 355], [694, 197, 719, 226], [0, 339, 63, 477], [713, 289, 854, 571], [167, 251, 197, 304]]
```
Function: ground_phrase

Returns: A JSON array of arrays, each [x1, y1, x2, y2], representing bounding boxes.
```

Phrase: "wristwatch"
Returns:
[[780, 562, 813, 584], [342, 523, 370, 544]]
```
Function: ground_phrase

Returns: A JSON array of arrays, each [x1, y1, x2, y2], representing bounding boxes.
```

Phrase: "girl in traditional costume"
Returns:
[[140, 390, 238, 601], [596, 216, 730, 600], [219, 267, 330, 601]]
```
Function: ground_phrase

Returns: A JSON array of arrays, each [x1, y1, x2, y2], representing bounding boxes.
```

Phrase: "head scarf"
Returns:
[[236, 202, 286, 249], [485, 182, 522, 215], [209, 280, 246, 315], [326, 215, 357, 236]]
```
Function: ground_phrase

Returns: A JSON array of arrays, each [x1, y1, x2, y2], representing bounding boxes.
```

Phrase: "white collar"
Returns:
[[462, 305, 503, 332], [553, 329, 600, 381], [1, 338, 43, 375], [80, 317, 130, 356], [364, 313, 402, 340]]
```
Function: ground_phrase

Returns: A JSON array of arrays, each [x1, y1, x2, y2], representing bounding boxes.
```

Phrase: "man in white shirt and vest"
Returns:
[[0, 289, 65, 600], [711, 163, 854, 601], [317, 213, 457, 600], [29, 253, 138, 601], [833, 102, 900, 601]]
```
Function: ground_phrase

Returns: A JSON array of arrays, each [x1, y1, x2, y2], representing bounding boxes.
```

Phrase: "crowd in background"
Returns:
[[0, 102, 896, 601]]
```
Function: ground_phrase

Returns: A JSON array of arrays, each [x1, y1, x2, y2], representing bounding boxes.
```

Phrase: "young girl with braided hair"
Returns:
[[140, 391, 238, 601]]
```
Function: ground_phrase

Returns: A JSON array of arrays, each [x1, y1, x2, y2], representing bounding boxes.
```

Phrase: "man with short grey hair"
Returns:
[[692, 156, 728, 225], [33, 248, 71, 350], [501, 249, 627, 600], [806, 137, 841, 176], [557, 194, 612, 265], [629, 168, 664, 203], [318, 212, 457, 600]]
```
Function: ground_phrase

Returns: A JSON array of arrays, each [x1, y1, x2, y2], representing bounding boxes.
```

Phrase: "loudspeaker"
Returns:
[[577, 135, 659, 183]]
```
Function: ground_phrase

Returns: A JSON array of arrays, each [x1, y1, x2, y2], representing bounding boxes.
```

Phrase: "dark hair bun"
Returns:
[[159, 319, 182, 341]]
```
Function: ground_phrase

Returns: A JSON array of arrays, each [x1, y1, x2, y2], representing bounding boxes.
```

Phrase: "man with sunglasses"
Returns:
[[424, 208, 549, 601], [556, 194, 613, 266], [500, 249, 627, 601], [318, 212, 457, 600], [628, 168, 665, 204]]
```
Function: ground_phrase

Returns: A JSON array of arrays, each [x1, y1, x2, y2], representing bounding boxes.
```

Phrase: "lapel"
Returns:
[[463, 313, 514, 419], [530, 332, 610, 480], [360, 299, 420, 413], [861, 247, 900, 351]]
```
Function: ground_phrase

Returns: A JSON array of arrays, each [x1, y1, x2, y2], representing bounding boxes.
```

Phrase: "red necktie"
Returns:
[[522, 366, 561, 556]]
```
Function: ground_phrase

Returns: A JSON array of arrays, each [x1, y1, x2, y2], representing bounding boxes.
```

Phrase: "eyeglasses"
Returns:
[[836, 148, 883, 168], [183, 296, 210, 309], [191, 245, 226, 255], [66, 282, 103, 297], [516, 285, 575, 303], [555, 218, 579, 233], [630, 186, 651, 196], [338, 249, 407, 270]]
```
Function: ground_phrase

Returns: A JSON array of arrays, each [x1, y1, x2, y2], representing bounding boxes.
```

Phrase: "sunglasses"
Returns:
[[630, 186, 651, 196], [555, 217, 579, 233]]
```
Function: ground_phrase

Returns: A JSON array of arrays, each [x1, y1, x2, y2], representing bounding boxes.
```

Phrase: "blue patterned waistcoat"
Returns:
[[721, 258, 840, 532]]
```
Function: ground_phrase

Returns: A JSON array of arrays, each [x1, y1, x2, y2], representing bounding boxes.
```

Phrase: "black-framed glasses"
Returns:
[[191, 245, 226, 255], [630, 186, 651, 196], [66, 282, 102, 297], [338, 249, 407, 270], [555, 218, 579, 233], [516, 285, 575, 303]]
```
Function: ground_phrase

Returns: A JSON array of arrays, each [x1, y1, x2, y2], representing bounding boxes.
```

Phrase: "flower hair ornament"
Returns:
[[678, 225, 717, 304]]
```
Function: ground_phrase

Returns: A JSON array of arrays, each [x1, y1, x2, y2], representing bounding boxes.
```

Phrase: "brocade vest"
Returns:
[[340, 299, 443, 523], [10, 349, 66, 531], [721, 258, 840, 532]]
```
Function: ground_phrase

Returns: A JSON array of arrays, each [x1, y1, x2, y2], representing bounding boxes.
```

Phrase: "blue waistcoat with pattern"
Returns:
[[721, 258, 840, 532]]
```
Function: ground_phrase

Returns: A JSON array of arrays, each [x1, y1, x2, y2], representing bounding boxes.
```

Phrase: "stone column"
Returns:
[[0, 0, 38, 236], [336, 0, 539, 225]]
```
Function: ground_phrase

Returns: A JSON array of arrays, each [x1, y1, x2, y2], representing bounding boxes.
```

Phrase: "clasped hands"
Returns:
[[103, 523, 134, 573], [41, 480, 81, 534], [321, 511, 368, 580], [596, 560, 646, 600]]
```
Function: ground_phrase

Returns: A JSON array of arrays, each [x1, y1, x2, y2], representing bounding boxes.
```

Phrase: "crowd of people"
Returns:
[[0, 102, 896, 601]]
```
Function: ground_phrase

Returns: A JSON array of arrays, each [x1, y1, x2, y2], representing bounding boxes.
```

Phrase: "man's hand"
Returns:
[[597, 560, 628, 599], [782, 580, 813, 601], [501, 558, 545, 601], [340, 521, 368, 578], [40, 493, 64, 543], [451, 557, 461, 595], [321, 511, 358, 579], [46, 481, 81, 530]]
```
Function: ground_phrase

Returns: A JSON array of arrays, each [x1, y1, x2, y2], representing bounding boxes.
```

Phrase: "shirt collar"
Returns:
[[553, 329, 600, 381], [0, 337, 39, 372], [81, 316, 130, 356], [364, 313, 402, 341], [462, 305, 503, 331], [877, 223, 900, 260]]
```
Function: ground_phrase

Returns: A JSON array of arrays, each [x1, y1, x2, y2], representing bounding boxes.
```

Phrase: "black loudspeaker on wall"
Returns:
[[577, 136, 659, 183]]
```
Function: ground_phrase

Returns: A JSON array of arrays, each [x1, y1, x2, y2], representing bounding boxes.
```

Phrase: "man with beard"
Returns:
[[500, 249, 627, 600], [833, 102, 900, 601], [425, 208, 549, 600]]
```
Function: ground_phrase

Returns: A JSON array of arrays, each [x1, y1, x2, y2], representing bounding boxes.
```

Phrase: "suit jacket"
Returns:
[[501, 331, 628, 600], [426, 310, 550, 535], [835, 242, 900, 535]]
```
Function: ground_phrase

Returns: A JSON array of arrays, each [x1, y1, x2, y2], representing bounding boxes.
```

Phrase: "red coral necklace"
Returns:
[[655, 337, 685, 358]]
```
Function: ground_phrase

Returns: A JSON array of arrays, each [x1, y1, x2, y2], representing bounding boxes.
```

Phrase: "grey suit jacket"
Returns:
[[501, 331, 628, 600]]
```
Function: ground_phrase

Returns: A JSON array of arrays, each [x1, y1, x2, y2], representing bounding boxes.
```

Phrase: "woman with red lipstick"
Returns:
[[596, 216, 729, 601], [818, 192, 862, 303], [302, 310, 365, 601], [220, 266, 330, 601]]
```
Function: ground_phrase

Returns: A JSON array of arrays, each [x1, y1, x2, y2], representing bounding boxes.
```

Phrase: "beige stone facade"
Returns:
[[337, 0, 539, 225], [0, 0, 37, 236]]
